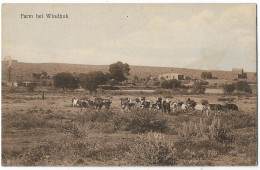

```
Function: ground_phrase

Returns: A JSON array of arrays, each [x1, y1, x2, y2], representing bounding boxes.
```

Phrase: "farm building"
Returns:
[[232, 68, 247, 79], [158, 73, 185, 80]]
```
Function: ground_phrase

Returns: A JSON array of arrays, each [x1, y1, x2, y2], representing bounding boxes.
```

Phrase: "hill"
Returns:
[[2, 61, 256, 82]]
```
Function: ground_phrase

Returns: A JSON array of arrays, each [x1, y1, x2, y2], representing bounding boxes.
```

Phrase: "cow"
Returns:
[[195, 104, 210, 116], [120, 98, 134, 110], [209, 104, 224, 111], [224, 104, 238, 111], [151, 97, 163, 110], [188, 100, 197, 108], [181, 104, 188, 112], [72, 98, 80, 107], [136, 97, 150, 109], [170, 102, 178, 112], [80, 100, 88, 108], [102, 99, 112, 110], [161, 98, 171, 114]]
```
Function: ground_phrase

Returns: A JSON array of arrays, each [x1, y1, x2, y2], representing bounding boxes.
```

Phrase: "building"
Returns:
[[158, 73, 185, 80], [232, 68, 247, 79]]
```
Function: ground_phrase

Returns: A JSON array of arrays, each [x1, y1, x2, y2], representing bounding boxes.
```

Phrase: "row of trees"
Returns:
[[53, 61, 130, 93]]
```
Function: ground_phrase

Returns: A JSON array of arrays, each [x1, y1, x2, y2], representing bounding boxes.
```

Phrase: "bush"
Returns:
[[196, 80, 209, 86], [191, 84, 206, 94], [128, 133, 177, 166], [27, 83, 37, 92], [234, 81, 252, 94], [223, 84, 235, 94], [201, 72, 212, 79], [126, 109, 168, 134], [153, 81, 160, 86], [161, 79, 181, 89], [53, 72, 78, 90], [78, 72, 108, 94], [221, 111, 256, 129]]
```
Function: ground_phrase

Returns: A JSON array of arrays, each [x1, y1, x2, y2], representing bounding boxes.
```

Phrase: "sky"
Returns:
[[2, 4, 257, 72]]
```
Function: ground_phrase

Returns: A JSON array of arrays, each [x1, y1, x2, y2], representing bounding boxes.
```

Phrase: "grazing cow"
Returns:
[[209, 104, 224, 111], [151, 97, 163, 110], [188, 100, 197, 108], [224, 104, 238, 111], [72, 98, 80, 107], [178, 101, 184, 106], [136, 97, 150, 109], [170, 102, 178, 111], [80, 100, 88, 108], [102, 99, 112, 110], [195, 104, 209, 116], [120, 98, 135, 110], [181, 104, 188, 112], [142, 100, 151, 109]]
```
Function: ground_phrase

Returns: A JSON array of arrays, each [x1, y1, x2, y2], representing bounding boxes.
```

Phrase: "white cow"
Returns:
[[195, 104, 209, 116], [72, 98, 80, 107], [170, 102, 178, 112], [181, 104, 188, 112]]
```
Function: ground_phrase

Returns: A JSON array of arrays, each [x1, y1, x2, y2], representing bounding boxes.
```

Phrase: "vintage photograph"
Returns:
[[1, 3, 257, 166]]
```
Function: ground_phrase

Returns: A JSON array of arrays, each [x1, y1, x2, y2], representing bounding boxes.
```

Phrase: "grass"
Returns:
[[2, 91, 257, 166]]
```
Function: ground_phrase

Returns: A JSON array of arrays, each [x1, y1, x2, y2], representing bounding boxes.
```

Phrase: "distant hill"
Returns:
[[2, 61, 256, 82]]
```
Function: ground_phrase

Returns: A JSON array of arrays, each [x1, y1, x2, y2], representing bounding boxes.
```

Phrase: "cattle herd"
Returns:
[[72, 96, 239, 115], [72, 97, 112, 110]]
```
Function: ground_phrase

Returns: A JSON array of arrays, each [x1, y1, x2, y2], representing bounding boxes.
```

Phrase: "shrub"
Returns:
[[127, 133, 177, 166], [27, 83, 37, 92], [223, 84, 235, 94], [234, 81, 252, 94], [53, 72, 78, 90], [161, 79, 181, 89], [191, 84, 206, 94], [126, 109, 168, 134], [153, 81, 160, 86], [221, 111, 256, 129], [201, 72, 212, 79]]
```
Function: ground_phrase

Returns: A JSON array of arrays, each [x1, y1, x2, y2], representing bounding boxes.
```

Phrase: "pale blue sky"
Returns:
[[2, 4, 257, 72]]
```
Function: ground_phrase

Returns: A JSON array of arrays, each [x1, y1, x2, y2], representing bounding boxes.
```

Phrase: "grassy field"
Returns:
[[1, 88, 257, 166]]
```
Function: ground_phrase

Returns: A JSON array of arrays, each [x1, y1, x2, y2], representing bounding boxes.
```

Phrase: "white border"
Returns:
[[0, 1, 259, 170]]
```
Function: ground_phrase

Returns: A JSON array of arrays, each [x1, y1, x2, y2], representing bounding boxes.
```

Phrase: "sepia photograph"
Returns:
[[1, 3, 257, 166]]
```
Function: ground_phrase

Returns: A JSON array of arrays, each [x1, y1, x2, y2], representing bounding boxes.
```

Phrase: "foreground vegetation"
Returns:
[[2, 90, 257, 166]]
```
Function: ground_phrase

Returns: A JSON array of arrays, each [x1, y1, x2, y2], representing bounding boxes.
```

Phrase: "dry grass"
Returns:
[[1, 90, 257, 166]]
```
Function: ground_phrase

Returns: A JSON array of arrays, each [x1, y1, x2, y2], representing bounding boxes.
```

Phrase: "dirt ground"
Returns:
[[1, 88, 257, 166]]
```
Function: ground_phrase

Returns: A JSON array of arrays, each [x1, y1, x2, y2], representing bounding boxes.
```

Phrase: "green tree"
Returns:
[[223, 84, 235, 94], [109, 61, 130, 82], [78, 71, 108, 94], [53, 72, 78, 90]]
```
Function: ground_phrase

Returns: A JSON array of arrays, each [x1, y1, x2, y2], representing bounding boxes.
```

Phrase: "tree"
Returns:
[[235, 81, 252, 94], [78, 71, 108, 94], [53, 72, 78, 90], [109, 61, 130, 82], [223, 84, 235, 94], [161, 79, 181, 89], [201, 72, 212, 79]]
